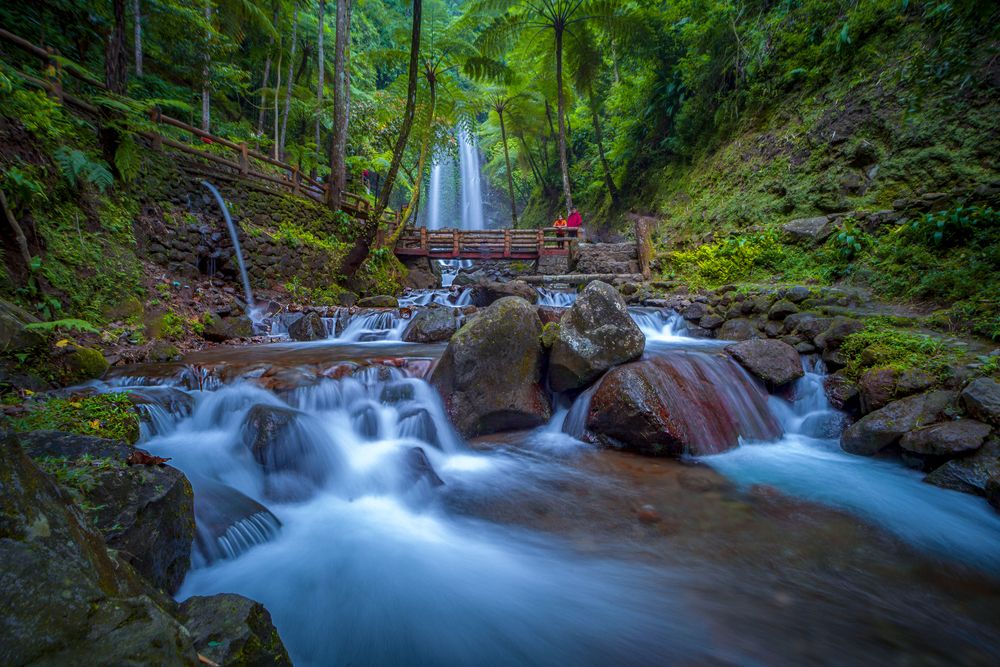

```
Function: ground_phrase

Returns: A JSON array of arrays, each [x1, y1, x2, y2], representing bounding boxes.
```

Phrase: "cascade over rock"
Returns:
[[548, 281, 645, 393], [288, 311, 327, 341], [585, 353, 782, 457], [431, 296, 550, 437]]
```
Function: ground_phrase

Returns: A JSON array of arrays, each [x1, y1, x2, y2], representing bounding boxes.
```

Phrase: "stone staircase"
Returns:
[[574, 242, 641, 275]]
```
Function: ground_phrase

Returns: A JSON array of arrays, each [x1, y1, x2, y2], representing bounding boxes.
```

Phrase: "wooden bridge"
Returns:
[[386, 227, 577, 260]]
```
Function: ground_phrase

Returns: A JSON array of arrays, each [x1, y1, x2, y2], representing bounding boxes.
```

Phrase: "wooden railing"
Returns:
[[0, 27, 400, 228], [390, 226, 578, 260]]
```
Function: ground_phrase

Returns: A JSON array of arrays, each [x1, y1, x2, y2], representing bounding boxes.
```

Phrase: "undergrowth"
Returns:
[[7, 393, 140, 444]]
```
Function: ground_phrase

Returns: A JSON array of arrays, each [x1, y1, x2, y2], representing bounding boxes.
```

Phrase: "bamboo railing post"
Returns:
[[420, 227, 428, 254], [452, 230, 459, 257], [504, 229, 511, 258], [239, 142, 249, 175], [45, 47, 63, 103], [292, 165, 300, 195], [536, 229, 544, 255]]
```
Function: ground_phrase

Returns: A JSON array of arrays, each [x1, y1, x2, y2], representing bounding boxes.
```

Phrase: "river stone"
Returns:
[[859, 368, 899, 414], [192, 480, 282, 565], [469, 279, 538, 307], [431, 296, 550, 437], [899, 419, 992, 456], [768, 299, 799, 320], [700, 313, 725, 329], [402, 308, 459, 343], [841, 390, 956, 455], [786, 286, 812, 303], [725, 339, 804, 388], [357, 295, 399, 308], [204, 313, 254, 342], [288, 311, 327, 341], [56, 344, 109, 384], [813, 316, 864, 350], [824, 370, 860, 414], [548, 281, 645, 393], [961, 377, 1000, 425], [180, 594, 292, 667], [19, 430, 195, 594], [924, 437, 1000, 496], [718, 318, 758, 341], [0, 433, 199, 666]]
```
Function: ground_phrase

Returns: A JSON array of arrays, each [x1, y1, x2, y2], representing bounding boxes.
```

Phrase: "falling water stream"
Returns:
[[202, 181, 255, 308], [87, 294, 1000, 665]]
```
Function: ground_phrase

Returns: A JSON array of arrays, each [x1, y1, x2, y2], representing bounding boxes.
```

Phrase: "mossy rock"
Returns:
[[180, 593, 292, 667], [58, 344, 110, 384]]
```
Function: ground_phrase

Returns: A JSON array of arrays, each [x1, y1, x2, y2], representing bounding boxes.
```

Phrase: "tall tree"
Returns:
[[339, 0, 422, 277], [106, 0, 128, 94], [488, 91, 519, 225], [132, 0, 142, 77], [279, 4, 299, 159], [314, 0, 325, 163], [201, 0, 212, 131], [327, 0, 354, 210]]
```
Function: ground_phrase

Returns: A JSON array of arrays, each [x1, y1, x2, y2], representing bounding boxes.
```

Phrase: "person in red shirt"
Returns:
[[566, 208, 582, 237]]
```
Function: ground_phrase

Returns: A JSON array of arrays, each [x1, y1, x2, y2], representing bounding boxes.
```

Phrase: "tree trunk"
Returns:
[[201, 0, 212, 132], [273, 47, 281, 160], [132, 0, 142, 77], [0, 188, 32, 270], [554, 26, 573, 215], [391, 67, 435, 242], [314, 0, 325, 170], [106, 0, 128, 94], [279, 6, 298, 160], [256, 56, 272, 145], [498, 108, 517, 225], [339, 0, 422, 277], [590, 91, 617, 204], [328, 0, 353, 209]]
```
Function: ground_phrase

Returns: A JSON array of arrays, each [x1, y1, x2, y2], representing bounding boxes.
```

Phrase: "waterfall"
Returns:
[[202, 181, 254, 307], [427, 162, 443, 230], [458, 128, 485, 231]]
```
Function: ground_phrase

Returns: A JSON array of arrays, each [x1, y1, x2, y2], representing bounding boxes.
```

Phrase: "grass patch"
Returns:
[[8, 393, 140, 443], [839, 319, 960, 381]]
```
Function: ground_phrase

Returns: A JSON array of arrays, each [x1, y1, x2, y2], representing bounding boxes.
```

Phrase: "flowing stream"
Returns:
[[92, 292, 1000, 665], [201, 181, 254, 308]]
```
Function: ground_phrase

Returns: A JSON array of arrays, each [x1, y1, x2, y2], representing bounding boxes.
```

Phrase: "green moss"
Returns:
[[839, 320, 959, 382], [540, 322, 560, 349], [7, 393, 141, 444]]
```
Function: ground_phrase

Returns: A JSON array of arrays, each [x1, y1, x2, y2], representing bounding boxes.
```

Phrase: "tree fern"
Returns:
[[114, 134, 141, 183], [53, 148, 114, 193], [24, 318, 100, 334]]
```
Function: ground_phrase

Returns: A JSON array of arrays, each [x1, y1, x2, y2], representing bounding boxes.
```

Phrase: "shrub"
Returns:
[[669, 231, 784, 285], [840, 320, 956, 381]]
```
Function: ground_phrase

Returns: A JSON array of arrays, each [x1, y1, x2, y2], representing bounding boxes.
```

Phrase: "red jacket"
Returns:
[[567, 211, 582, 228]]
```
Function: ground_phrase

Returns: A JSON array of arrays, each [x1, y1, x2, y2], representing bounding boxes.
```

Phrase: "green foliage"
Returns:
[[24, 318, 100, 334], [834, 219, 871, 261], [669, 231, 785, 285], [906, 204, 997, 247], [34, 454, 123, 498], [8, 393, 140, 444], [840, 320, 955, 381], [52, 147, 114, 193], [283, 276, 345, 305]]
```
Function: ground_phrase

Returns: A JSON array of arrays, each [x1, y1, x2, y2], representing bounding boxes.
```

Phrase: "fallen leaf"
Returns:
[[126, 450, 171, 466], [55, 339, 70, 348], [69, 401, 83, 409], [88, 419, 101, 429]]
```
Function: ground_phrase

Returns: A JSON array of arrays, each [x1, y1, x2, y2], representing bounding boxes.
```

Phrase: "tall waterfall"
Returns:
[[458, 129, 485, 231], [427, 163, 443, 230]]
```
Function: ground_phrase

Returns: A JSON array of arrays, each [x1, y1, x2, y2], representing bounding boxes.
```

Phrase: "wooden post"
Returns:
[[239, 142, 249, 175], [634, 217, 653, 279], [149, 108, 163, 151], [420, 227, 428, 254], [45, 47, 63, 102], [452, 229, 459, 258], [504, 229, 511, 258], [292, 165, 301, 195], [536, 229, 544, 257]]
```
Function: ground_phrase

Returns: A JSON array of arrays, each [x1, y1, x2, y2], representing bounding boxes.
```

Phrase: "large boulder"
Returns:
[[585, 356, 782, 457], [961, 377, 1000, 426], [841, 390, 956, 455], [924, 437, 1000, 496], [287, 311, 327, 341], [180, 594, 292, 667], [204, 314, 254, 342], [899, 419, 992, 456], [725, 339, 804, 388], [718, 318, 759, 341], [431, 296, 550, 437], [469, 279, 538, 307], [813, 316, 864, 350], [19, 430, 195, 594], [54, 343, 109, 384], [782, 215, 837, 243], [548, 281, 645, 393], [0, 433, 199, 665], [0, 298, 45, 354], [402, 308, 459, 343], [824, 370, 860, 414]]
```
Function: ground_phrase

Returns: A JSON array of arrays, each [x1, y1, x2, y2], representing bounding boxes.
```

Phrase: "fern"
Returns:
[[114, 134, 141, 183], [24, 318, 100, 334], [53, 148, 114, 193]]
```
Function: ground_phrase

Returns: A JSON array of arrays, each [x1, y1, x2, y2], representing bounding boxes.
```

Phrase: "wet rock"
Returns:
[[786, 286, 812, 303], [242, 404, 322, 484], [469, 279, 538, 307], [192, 479, 281, 564], [725, 339, 804, 388], [782, 216, 837, 243], [768, 299, 799, 320], [718, 318, 758, 341], [859, 368, 899, 414], [0, 433, 199, 665], [586, 357, 781, 457], [148, 340, 180, 363], [924, 437, 1000, 496], [19, 430, 195, 594], [814, 316, 864, 350], [180, 594, 292, 667], [204, 313, 254, 342], [402, 446, 444, 488], [700, 313, 725, 329], [358, 295, 399, 308], [841, 390, 956, 455], [402, 308, 459, 343], [899, 419, 992, 456], [681, 302, 707, 321], [536, 306, 563, 325], [431, 297, 550, 437], [961, 377, 1000, 425], [824, 370, 860, 413], [55, 344, 109, 384], [988, 476, 1000, 513], [288, 311, 327, 341], [548, 281, 645, 393], [787, 314, 833, 342]]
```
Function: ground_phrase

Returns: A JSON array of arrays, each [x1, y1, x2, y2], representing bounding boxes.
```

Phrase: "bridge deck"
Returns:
[[390, 227, 576, 260]]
